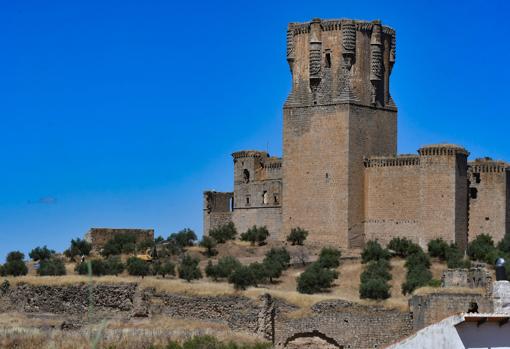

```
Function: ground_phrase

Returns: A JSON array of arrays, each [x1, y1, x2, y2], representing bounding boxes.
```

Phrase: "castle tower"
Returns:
[[468, 158, 510, 244], [418, 145, 469, 250], [282, 19, 398, 248]]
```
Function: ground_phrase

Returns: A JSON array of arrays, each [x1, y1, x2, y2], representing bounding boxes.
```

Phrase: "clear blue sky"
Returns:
[[1, 0, 509, 261]]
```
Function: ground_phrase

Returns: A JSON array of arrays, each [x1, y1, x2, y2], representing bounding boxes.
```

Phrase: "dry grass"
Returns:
[[413, 286, 485, 296], [0, 314, 263, 349], [5, 256, 455, 316]]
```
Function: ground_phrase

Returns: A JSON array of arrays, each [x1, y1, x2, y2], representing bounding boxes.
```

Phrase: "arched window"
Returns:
[[263, 191, 268, 204]]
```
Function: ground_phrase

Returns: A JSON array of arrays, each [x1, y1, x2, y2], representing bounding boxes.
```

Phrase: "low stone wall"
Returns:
[[1, 282, 497, 349], [6, 283, 137, 317], [275, 300, 414, 349], [409, 292, 493, 330], [86, 228, 154, 250], [149, 291, 261, 333]]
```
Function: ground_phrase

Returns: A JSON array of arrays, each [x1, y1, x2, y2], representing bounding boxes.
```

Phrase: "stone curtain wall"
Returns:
[[364, 157, 421, 247], [87, 228, 154, 250]]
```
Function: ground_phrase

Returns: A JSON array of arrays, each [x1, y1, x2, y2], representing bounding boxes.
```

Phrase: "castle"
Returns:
[[204, 18, 510, 250]]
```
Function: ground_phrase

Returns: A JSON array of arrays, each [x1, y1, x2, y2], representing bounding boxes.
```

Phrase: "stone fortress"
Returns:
[[204, 18, 510, 251]]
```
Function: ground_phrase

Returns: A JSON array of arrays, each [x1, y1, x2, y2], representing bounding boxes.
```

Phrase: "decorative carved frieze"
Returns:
[[370, 22, 383, 105], [286, 25, 295, 74], [309, 19, 322, 96], [338, 21, 358, 102]]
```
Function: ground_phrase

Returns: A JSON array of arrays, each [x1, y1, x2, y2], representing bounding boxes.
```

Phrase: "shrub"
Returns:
[[164, 239, 183, 256], [160, 335, 271, 349], [205, 256, 241, 281], [264, 248, 290, 269], [405, 249, 431, 270], [467, 234, 496, 263], [152, 260, 176, 278], [445, 244, 471, 269], [427, 238, 450, 259], [6, 251, 25, 263], [360, 277, 390, 300], [402, 266, 433, 295], [178, 254, 202, 282], [64, 238, 92, 259], [4, 260, 28, 276], [76, 259, 107, 276], [0, 264, 4, 277], [249, 262, 269, 285], [297, 263, 338, 294], [359, 259, 392, 300], [360, 260, 392, 284], [137, 238, 155, 251], [240, 226, 269, 246], [209, 222, 237, 243], [168, 229, 197, 249], [387, 237, 421, 258], [317, 247, 342, 269], [361, 240, 390, 263], [155, 236, 165, 244], [4, 251, 28, 277], [126, 257, 150, 278], [38, 258, 66, 276], [429, 278, 442, 287], [161, 261, 176, 277], [498, 232, 510, 254], [286, 227, 308, 246], [260, 259, 283, 283], [104, 256, 125, 275], [29, 246, 55, 261], [101, 234, 138, 257], [199, 236, 218, 257], [228, 265, 256, 290]]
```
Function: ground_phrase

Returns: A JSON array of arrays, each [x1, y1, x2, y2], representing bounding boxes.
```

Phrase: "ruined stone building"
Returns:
[[204, 18, 510, 250]]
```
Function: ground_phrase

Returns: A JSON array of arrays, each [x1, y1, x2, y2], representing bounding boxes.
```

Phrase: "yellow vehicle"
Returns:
[[136, 247, 157, 262]]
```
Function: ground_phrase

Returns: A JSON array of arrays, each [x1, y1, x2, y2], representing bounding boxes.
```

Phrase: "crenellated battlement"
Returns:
[[285, 18, 396, 108], [364, 155, 420, 168], [469, 158, 510, 173], [418, 144, 469, 157], [232, 150, 269, 160]]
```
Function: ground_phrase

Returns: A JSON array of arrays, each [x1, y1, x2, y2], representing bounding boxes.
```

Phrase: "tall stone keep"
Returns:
[[283, 19, 397, 248]]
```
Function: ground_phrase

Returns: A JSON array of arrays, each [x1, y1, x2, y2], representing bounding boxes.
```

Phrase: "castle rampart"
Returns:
[[204, 17, 509, 251]]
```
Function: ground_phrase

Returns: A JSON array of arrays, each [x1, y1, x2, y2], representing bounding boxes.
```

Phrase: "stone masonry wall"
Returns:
[[203, 191, 233, 235], [231, 151, 283, 238], [86, 228, 154, 250], [364, 158, 421, 246], [409, 292, 493, 330], [282, 104, 397, 249], [418, 146, 469, 251], [275, 300, 413, 349], [6, 283, 137, 316], [468, 160, 509, 244], [0, 283, 416, 349], [233, 207, 283, 240]]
